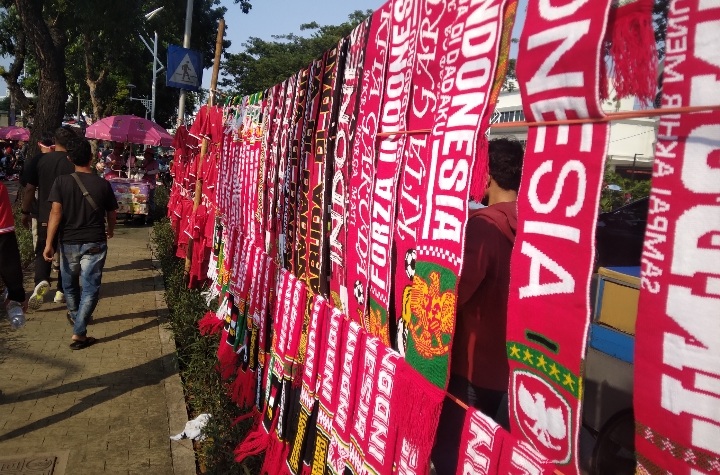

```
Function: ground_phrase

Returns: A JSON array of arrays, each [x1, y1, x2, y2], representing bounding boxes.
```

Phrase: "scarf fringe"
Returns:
[[228, 366, 257, 408], [234, 411, 278, 464], [260, 435, 292, 475], [216, 342, 238, 380], [605, 1, 657, 103], [198, 310, 224, 336]]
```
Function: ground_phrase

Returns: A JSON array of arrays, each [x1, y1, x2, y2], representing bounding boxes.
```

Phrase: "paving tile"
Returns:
[[0, 226, 191, 474]]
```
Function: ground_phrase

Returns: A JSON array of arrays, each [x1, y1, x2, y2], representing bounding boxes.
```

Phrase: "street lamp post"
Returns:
[[138, 7, 165, 122], [632, 153, 643, 181]]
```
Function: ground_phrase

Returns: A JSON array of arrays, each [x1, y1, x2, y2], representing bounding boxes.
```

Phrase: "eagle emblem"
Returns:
[[401, 271, 455, 358]]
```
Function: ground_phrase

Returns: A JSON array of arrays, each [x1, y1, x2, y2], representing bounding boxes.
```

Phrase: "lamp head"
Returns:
[[144, 7, 164, 20]]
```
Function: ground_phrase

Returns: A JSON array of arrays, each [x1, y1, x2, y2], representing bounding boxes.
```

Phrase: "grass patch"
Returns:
[[151, 205, 261, 474]]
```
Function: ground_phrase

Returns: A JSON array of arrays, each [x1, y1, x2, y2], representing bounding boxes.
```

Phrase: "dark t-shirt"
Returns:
[[48, 172, 119, 243], [24, 151, 75, 223]]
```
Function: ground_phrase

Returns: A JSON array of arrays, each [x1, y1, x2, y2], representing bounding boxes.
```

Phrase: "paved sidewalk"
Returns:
[[0, 224, 195, 474]]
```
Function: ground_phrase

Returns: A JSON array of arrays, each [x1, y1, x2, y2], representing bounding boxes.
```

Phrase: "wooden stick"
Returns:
[[184, 19, 225, 278], [375, 104, 720, 137]]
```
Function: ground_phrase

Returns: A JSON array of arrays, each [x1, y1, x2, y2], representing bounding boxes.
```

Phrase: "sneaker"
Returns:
[[6, 300, 26, 329], [54, 291, 65, 304], [28, 281, 50, 311]]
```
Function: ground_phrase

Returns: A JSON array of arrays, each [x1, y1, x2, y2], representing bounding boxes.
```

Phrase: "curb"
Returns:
[[149, 232, 197, 475]]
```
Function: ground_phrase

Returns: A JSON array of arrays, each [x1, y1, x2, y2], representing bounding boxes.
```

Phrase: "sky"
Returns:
[[1, 0, 527, 98]]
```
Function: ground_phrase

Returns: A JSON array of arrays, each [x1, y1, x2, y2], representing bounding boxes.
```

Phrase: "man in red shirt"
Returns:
[[432, 138, 524, 474]]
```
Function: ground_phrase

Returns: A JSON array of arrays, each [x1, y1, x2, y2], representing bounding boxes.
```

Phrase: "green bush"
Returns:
[[12, 201, 35, 268], [151, 219, 260, 474]]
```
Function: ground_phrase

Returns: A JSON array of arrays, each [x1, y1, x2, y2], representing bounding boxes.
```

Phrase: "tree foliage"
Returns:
[[221, 10, 371, 97]]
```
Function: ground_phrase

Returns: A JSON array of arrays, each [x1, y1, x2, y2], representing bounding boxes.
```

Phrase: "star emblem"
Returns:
[[523, 349, 534, 364], [562, 373, 575, 392], [536, 354, 547, 371], [549, 363, 561, 381], [509, 344, 521, 358]]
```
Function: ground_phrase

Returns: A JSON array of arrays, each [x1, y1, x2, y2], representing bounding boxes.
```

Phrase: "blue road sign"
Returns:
[[167, 45, 203, 91]]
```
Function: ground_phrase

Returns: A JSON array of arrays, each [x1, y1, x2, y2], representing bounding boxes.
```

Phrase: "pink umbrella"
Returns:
[[0, 126, 30, 141], [84, 115, 173, 147]]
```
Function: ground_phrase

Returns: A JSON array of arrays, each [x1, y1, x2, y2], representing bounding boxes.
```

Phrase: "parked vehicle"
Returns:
[[595, 197, 649, 268]]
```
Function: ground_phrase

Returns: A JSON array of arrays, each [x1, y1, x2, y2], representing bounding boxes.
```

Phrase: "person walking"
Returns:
[[43, 137, 118, 350], [0, 181, 27, 329], [22, 126, 77, 309], [431, 138, 524, 474], [141, 148, 160, 225]]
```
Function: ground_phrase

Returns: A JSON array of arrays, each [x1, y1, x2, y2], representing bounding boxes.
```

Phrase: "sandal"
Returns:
[[70, 337, 97, 350]]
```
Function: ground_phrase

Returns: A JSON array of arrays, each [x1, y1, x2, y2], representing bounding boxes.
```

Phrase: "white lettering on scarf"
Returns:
[[423, 0, 500, 246], [335, 322, 360, 431], [354, 337, 379, 441], [460, 411, 497, 474], [657, 1, 720, 458], [319, 311, 341, 411], [368, 351, 398, 463]]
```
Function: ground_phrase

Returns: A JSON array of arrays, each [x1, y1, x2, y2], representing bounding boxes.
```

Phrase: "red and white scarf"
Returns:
[[393, 0, 453, 356], [309, 307, 346, 473], [345, 1, 391, 327], [506, 1, 612, 473], [407, 0, 512, 389], [327, 320, 364, 474], [328, 17, 370, 314], [633, 4, 720, 474], [367, 0, 420, 347]]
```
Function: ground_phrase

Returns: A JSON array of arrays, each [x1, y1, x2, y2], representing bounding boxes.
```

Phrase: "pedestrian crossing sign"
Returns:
[[167, 45, 203, 91]]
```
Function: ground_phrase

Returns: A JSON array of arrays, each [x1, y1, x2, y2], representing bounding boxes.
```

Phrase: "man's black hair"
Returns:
[[39, 131, 55, 147], [66, 137, 92, 166], [54, 125, 79, 148], [488, 137, 524, 192]]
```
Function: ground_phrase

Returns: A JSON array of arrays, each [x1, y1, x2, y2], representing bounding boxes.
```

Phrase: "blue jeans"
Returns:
[[60, 242, 107, 337]]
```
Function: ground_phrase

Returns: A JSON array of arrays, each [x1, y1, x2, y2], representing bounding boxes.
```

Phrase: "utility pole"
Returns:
[[176, 0, 194, 127]]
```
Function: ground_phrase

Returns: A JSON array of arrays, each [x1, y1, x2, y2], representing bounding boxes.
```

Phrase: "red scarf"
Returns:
[[309, 307, 346, 473], [345, 1, 391, 327], [393, 0, 453, 356], [328, 17, 370, 314], [633, 4, 720, 474], [327, 320, 364, 474], [507, 1, 612, 473], [367, 0, 420, 347], [407, 0, 512, 389]]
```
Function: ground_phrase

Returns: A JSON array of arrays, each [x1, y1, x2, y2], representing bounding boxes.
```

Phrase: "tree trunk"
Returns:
[[84, 34, 108, 121], [0, 29, 33, 114], [13, 0, 67, 157]]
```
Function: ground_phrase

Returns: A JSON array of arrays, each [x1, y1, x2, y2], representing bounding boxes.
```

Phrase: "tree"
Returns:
[[221, 10, 371, 97]]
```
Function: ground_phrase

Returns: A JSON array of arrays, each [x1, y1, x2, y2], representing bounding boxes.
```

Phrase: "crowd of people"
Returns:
[[0, 141, 29, 178], [1, 126, 171, 349]]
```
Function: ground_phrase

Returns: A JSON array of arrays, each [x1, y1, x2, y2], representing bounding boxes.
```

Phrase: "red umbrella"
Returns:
[[0, 126, 30, 141], [84, 115, 173, 147]]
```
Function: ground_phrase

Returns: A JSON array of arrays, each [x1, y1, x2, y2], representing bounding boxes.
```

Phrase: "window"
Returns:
[[497, 109, 525, 123]]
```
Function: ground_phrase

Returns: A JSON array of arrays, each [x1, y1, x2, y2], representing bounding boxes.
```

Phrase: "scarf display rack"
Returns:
[[166, 0, 719, 473]]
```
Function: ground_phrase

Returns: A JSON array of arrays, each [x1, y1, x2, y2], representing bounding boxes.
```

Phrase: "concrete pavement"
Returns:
[[0, 223, 195, 474]]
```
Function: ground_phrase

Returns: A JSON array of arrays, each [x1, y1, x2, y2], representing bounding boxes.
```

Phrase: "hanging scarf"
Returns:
[[328, 17, 370, 314], [345, 1, 392, 327], [296, 58, 324, 285], [506, 1, 612, 473], [392, 358, 445, 475], [326, 320, 364, 474], [309, 307, 346, 473], [265, 82, 288, 258], [633, 4, 720, 474], [276, 74, 298, 265], [407, 0, 513, 389], [366, 0, 420, 347], [287, 295, 328, 475], [393, 0, 453, 355], [310, 42, 343, 296]]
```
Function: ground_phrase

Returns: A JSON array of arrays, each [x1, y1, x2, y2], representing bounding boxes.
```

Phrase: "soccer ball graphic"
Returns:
[[405, 249, 417, 280], [353, 280, 364, 305]]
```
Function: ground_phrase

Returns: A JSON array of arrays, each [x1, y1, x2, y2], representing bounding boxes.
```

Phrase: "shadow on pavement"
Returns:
[[91, 309, 158, 324], [0, 353, 176, 442]]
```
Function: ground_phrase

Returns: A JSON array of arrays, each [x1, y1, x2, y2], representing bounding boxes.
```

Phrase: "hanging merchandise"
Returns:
[[327, 17, 369, 315], [345, 0, 390, 329], [505, 1, 613, 473], [633, 4, 720, 474], [405, 0, 516, 390]]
